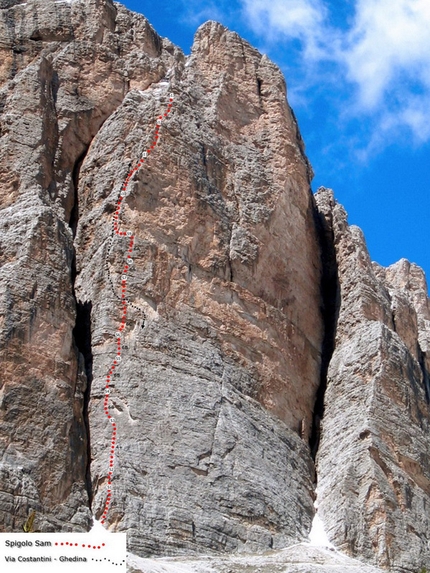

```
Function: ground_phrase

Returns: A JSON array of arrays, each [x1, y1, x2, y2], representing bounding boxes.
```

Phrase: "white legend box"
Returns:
[[0, 532, 126, 572]]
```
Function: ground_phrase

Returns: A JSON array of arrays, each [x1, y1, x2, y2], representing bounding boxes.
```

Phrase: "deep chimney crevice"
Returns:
[[69, 145, 94, 511], [309, 197, 340, 462], [69, 145, 89, 238], [72, 301, 94, 509]]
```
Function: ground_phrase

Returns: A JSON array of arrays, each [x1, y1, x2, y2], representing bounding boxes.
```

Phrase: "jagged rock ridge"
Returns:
[[315, 188, 430, 572], [0, 1, 429, 572]]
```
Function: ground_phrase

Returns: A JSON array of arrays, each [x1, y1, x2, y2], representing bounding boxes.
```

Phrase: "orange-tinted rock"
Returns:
[[75, 19, 323, 555], [0, 0, 323, 552]]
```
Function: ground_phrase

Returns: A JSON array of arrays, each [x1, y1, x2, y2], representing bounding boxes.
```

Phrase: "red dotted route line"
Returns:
[[54, 542, 106, 550], [100, 92, 175, 525]]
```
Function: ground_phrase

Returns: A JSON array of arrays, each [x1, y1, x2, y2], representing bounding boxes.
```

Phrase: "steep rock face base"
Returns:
[[315, 188, 430, 572], [128, 544, 386, 573]]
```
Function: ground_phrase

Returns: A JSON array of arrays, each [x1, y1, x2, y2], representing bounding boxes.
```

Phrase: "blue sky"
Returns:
[[122, 0, 430, 286]]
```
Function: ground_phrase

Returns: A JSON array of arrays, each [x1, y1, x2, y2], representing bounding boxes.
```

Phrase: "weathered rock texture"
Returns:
[[75, 16, 323, 557], [0, 0, 323, 554], [0, 0, 181, 533], [315, 188, 430, 572], [0, 1, 429, 572]]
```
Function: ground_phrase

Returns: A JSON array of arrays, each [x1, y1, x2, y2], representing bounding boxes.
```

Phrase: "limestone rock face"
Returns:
[[0, 0, 180, 532], [75, 18, 323, 556], [1, 0, 430, 571], [315, 188, 430, 572], [0, 0, 324, 554]]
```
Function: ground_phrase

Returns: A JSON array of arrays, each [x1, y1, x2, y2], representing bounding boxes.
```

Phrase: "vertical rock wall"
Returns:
[[315, 188, 430, 572], [74, 20, 323, 555], [0, 0, 179, 531], [1, 1, 429, 570], [0, 0, 324, 553]]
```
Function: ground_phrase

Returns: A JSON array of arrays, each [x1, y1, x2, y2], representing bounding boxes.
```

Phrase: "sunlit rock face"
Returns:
[[1, 1, 430, 571], [0, 0, 323, 553]]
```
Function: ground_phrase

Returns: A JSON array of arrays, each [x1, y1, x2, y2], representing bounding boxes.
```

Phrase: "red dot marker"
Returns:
[[103, 97, 173, 523]]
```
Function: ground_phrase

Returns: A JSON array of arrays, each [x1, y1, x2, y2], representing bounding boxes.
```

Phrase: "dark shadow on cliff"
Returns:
[[418, 347, 430, 405], [72, 300, 94, 510], [309, 195, 340, 462], [69, 143, 94, 510], [69, 145, 89, 237]]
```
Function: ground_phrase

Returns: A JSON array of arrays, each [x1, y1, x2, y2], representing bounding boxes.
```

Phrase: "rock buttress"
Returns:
[[73, 20, 324, 555], [315, 187, 430, 572], [0, 0, 180, 531]]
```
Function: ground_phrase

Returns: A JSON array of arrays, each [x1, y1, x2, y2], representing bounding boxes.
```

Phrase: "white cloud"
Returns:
[[241, 0, 430, 144], [242, 0, 328, 60], [400, 101, 430, 142], [342, 0, 430, 109]]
